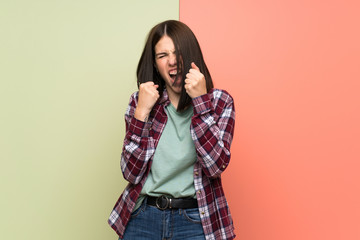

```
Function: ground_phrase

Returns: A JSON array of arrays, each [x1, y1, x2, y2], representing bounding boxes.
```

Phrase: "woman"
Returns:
[[109, 20, 236, 240]]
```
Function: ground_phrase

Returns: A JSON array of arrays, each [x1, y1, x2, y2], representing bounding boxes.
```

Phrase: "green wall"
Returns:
[[0, 1, 178, 239]]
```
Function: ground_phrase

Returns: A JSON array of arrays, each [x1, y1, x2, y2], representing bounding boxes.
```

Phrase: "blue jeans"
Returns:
[[121, 197, 205, 240]]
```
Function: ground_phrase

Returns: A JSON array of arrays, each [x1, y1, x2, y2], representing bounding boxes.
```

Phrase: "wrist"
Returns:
[[134, 107, 150, 122]]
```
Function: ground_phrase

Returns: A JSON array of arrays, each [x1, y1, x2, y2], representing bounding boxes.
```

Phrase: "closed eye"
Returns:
[[155, 53, 167, 59]]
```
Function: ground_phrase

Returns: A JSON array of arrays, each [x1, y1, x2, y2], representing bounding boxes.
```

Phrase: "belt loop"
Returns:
[[143, 196, 148, 211]]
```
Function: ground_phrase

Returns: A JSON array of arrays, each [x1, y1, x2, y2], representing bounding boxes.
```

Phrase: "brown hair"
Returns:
[[136, 20, 213, 111]]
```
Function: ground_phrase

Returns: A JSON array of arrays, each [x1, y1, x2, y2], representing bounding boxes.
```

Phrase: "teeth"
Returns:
[[169, 70, 177, 75]]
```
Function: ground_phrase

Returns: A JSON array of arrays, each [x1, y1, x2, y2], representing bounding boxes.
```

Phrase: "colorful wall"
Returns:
[[180, 1, 360, 240], [1, 1, 359, 240], [1, 1, 178, 239]]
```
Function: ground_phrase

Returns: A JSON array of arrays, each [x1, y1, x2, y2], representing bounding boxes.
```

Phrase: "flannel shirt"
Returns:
[[109, 88, 236, 240]]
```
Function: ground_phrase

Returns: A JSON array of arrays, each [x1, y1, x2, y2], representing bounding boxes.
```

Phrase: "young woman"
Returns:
[[109, 20, 236, 240]]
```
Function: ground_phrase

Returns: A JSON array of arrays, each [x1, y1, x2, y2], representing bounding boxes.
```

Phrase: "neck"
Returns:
[[166, 88, 180, 109], [169, 94, 180, 109]]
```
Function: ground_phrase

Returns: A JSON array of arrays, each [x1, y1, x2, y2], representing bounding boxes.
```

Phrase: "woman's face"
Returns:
[[154, 35, 182, 99]]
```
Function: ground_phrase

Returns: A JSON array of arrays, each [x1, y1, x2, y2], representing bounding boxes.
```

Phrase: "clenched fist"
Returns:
[[134, 81, 159, 121], [184, 62, 207, 98]]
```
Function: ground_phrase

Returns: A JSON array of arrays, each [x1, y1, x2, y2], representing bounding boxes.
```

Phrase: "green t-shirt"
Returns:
[[134, 103, 197, 210]]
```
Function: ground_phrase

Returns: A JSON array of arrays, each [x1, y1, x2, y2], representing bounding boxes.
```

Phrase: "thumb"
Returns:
[[191, 62, 200, 71]]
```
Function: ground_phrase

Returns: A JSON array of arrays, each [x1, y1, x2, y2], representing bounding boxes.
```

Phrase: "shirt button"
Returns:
[[201, 211, 205, 215], [222, 164, 226, 169], [195, 172, 199, 176], [197, 190, 201, 194]]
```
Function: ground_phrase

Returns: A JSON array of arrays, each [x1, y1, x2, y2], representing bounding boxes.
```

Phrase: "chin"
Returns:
[[171, 87, 182, 95]]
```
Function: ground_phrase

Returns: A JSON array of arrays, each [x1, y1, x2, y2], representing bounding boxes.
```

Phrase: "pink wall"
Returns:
[[180, 1, 360, 239]]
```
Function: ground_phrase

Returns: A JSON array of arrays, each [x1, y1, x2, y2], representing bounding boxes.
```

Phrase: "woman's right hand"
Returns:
[[134, 82, 159, 121]]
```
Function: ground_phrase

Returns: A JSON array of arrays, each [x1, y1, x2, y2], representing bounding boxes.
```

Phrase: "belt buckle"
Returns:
[[155, 195, 170, 210]]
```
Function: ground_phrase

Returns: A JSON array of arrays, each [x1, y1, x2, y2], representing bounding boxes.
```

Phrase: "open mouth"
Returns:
[[169, 69, 182, 85]]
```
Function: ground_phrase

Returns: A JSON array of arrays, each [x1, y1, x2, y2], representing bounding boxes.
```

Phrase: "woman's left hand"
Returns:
[[184, 62, 207, 98]]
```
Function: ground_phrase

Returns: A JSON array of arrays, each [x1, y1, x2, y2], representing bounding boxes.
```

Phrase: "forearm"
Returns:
[[120, 93, 155, 184], [191, 90, 235, 178]]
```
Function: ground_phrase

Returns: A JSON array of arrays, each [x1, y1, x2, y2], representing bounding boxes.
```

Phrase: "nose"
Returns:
[[169, 53, 177, 66]]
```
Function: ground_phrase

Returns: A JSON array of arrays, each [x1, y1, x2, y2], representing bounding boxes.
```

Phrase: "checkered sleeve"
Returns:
[[120, 92, 155, 185], [191, 89, 235, 178]]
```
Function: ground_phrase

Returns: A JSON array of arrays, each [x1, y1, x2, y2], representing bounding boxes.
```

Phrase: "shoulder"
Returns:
[[129, 91, 139, 101], [208, 88, 234, 105], [124, 91, 140, 117], [127, 91, 139, 106]]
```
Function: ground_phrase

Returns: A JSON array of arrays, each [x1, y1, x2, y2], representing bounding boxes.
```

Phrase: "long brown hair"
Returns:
[[136, 20, 213, 111]]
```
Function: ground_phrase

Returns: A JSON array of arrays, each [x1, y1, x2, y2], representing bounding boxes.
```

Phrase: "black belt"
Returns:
[[147, 196, 198, 210]]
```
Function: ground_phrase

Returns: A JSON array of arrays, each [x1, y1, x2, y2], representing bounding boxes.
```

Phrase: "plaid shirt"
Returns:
[[109, 88, 236, 240]]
